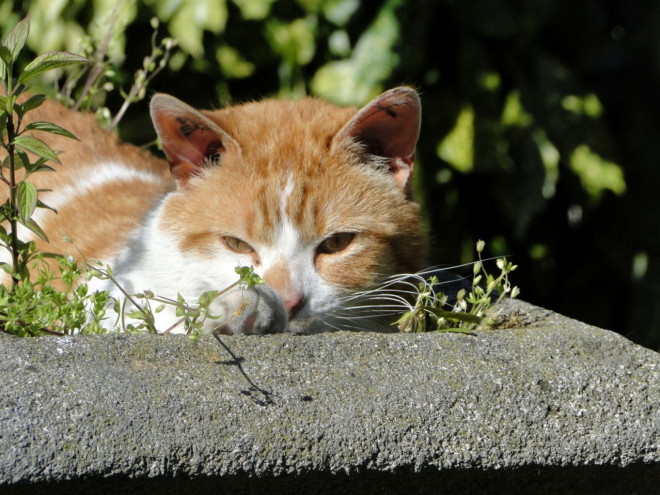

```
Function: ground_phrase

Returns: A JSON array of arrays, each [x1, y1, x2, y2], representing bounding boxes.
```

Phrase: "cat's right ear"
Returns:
[[150, 94, 238, 186]]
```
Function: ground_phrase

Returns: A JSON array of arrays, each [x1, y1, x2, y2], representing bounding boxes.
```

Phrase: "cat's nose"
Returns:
[[283, 294, 305, 320]]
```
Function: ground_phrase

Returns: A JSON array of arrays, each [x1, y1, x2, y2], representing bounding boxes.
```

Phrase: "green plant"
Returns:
[[0, 17, 105, 336], [0, 17, 88, 282], [395, 240, 519, 333], [87, 262, 264, 339]]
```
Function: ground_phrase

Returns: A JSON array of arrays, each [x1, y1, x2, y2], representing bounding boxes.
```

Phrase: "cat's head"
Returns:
[[150, 87, 426, 334]]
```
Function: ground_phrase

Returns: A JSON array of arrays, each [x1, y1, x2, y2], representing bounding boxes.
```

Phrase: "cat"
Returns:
[[2, 87, 426, 335]]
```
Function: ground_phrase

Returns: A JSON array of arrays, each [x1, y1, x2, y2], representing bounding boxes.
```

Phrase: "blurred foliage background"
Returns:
[[2, 0, 660, 348]]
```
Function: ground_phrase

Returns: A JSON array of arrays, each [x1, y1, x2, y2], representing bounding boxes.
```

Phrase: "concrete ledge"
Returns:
[[1, 299, 659, 493]]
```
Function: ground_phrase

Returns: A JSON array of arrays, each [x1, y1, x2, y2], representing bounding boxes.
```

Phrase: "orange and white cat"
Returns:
[[4, 87, 426, 334]]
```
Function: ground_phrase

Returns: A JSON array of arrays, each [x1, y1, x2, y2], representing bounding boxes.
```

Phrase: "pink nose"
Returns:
[[282, 293, 305, 319]]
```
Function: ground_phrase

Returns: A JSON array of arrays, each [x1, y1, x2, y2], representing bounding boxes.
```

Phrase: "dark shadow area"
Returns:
[[4, 463, 660, 495]]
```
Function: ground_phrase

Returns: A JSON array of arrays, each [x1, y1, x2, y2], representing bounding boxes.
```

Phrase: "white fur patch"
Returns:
[[46, 162, 166, 211]]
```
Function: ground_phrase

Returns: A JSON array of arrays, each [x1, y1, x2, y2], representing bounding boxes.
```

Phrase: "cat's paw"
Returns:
[[206, 284, 287, 335]]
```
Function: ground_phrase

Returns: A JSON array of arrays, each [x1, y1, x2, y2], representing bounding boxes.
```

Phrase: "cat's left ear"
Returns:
[[150, 94, 239, 186], [334, 87, 421, 189]]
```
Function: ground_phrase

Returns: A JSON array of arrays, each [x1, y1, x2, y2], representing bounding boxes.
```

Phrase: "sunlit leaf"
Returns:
[[323, 0, 360, 26], [12, 135, 60, 163], [216, 45, 255, 79], [501, 90, 533, 127], [24, 121, 78, 140], [17, 51, 89, 86], [3, 16, 29, 62], [0, 45, 12, 68], [570, 145, 626, 200], [126, 309, 147, 320], [17, 181, 37, 221], [22, 217, 48, 242], [15, 149, 29, 170], [437, 106, 474, 173], [31, 164, 56, 174], [266, 17, 317, 66], [232, 0, 275, 19], [20, 94, 47, 114], [36, 199, 57, 214], [161, 0, 228, 58]]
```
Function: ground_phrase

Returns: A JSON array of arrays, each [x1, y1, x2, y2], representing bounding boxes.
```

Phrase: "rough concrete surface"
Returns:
[[1, 299, 659, 494]]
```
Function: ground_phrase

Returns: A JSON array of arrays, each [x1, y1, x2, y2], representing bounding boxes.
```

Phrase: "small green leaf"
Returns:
[[18, 51, 89, 86], [198, 292, 211, 307], [12, 135, 60, 163], [20, 94, 47, 113], [126, 309, 147, 320], [31, 164, 56, 174], [22, 217, 48, 242], [0, 262, 13, 275], [17, 181, 37, 221], [36, 199, 57, 214], [0, 45, 12, 68], [25, 121, 78, 140], [15, 150, 29, 170], [4, 16, 30, 62]]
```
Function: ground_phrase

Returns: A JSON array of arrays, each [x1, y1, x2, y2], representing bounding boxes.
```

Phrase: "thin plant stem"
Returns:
[[6, 108, 19, 287]]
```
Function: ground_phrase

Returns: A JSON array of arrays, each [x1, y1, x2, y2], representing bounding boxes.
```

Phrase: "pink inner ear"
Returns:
[[150, 94, 229, 185], [161, 120, 222, 167], [340, 87, 421, 188]]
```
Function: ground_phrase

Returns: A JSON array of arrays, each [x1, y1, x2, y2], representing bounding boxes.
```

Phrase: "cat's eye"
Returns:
[[222, 236, 254, 254], [317, 232, 355, 255]]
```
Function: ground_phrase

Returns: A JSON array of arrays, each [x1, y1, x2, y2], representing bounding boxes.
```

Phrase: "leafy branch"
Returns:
[[395, 240, 520, 333], [0, 17, 87, 285]]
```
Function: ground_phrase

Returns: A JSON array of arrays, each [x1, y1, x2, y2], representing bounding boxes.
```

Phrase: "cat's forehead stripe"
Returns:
[[279, 169, 295, 220]]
